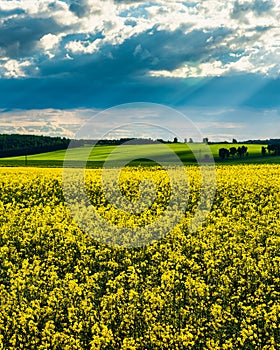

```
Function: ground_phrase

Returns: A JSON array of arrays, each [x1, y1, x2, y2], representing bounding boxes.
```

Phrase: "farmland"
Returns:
[[0, 143, 275, 168], [0, 165, 279, 349]]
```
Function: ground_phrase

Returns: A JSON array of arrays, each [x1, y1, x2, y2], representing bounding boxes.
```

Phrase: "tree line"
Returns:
[[261, 144, 280, 156], [219, 143, 280, 160], [0, 135, 165, 158], [219, 146, 248, 160], [0, 134, 70, 157]]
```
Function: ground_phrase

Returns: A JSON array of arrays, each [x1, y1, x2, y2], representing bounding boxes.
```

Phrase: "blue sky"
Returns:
[[0, 0, 279, 141]]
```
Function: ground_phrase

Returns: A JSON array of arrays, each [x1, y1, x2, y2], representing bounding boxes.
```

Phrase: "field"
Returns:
[[0, 143, 277, 168], [0, 165, 279, 349]]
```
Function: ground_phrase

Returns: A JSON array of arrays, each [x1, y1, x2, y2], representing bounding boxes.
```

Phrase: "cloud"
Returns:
[[0, 0, 278, 124], [180, 106, 280, 141], [2, 59, 32, 78], [69, 0, 91, 18], [0, 71, 279, 111], [39, 33, 61, 51], [0, 8, 25, 17], [1, 106, 280, 141], [231, 0, 274, 22], [0, 16, 63, 59], [113, 0, 146, 3], [0, 0, 279, 80], [0, 108, 94, 137], [39, 25, 233, 83]]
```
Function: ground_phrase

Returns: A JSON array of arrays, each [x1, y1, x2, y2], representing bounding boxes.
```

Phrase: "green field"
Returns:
[[0, 143, 278, 167]]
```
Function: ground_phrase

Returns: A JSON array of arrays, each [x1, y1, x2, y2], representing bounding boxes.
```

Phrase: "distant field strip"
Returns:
[[0, 143, 277, 167]]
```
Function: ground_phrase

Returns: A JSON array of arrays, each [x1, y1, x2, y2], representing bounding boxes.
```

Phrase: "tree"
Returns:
[[219, 148, 230, 160], [261, 146, 266, 156], [173, 137, 178, 143], [232, 138, 237, 144], [267, 144, 280, 155], [237, 145, 248, 158], [242, 145, 248, 157], [189, 138, 193, 143], [203, 137, 208, 144], [229, 147, 237, 157]]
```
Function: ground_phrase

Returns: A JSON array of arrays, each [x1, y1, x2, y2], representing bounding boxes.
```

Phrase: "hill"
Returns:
[[0, 143, 276, 167]]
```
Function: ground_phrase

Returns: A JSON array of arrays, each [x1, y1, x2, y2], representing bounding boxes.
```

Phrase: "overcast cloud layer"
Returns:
[[0, 0, 279, 140]]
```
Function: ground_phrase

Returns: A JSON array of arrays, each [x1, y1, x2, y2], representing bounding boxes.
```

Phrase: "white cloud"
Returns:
[[1, 106, 280, 141], [39, 33, 61, 58], [39, 33, 60, 50], [2, 59, 32, 78], [0, 108, 96, 137], [196, 121, 244, 129], [150, 60, 227, 78], [150, 45, 279, 78], [65, 39, 100, 54]]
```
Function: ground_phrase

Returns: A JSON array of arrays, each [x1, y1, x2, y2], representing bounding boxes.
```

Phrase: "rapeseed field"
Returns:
[[0, 165, 279, 349]]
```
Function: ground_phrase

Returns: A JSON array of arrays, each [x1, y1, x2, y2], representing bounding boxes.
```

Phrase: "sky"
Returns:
[[0, 0, 279, 141]]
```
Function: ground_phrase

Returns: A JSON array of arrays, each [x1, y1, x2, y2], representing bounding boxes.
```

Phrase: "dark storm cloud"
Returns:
[[231, 0, 274, 20], [114, 1, 146, 3], [41, 26, 232, 79], [0, 16, 63, 58], [124, 19, 137, 27], [0, 6, 278, 112], [2, 25, 277, 110], [0, 72, 279, 110], [69, 0, 91, 18], [0, 8, 25, 17], [252, 0, 274, 15]]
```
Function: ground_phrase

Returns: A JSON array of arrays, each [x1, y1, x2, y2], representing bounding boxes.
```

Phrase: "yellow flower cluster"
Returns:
[[0, 165, 279, 349]]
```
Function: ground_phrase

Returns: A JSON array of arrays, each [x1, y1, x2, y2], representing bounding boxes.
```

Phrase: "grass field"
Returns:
[[0, 143, 278, 167]]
